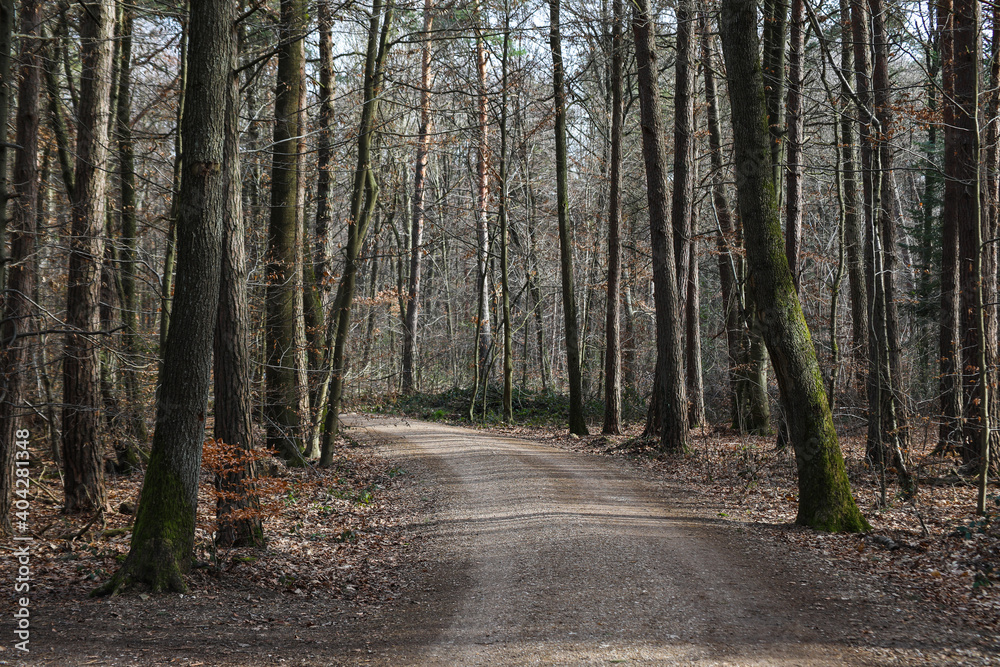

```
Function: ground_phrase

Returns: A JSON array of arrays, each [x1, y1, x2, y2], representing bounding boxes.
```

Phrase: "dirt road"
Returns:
[[19, 415, 993, 665], [350, 415, 987, 666]]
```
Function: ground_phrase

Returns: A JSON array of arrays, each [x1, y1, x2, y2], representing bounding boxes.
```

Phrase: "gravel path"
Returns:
[[349, 415, 995, 666]]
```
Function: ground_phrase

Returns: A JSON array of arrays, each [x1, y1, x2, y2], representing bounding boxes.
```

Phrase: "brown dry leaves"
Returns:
[[0, 436, 420, 608]]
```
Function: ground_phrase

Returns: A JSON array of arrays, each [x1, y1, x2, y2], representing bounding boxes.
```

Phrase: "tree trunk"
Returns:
[[673, 0, 696, 423], [499, 7, 513, 422], [315, 0, 335, 295], [402, 0, 434, 395], [983, 0, 1000, 473], [602, 0, 624, 435], [265, 0, 307, 465], [115, 1, 148, 460], [719, 0, 869, 532], [160, 7, 187, 353], [0, 0, 41, 535], [214, 34, 263, 548], [839, 0, 868, 372], [784, 0, 804, 291], [701, 10, 770, 434], [866, 0, 911, 491], [321, 0, 394, 463], [97, 0, 234, 594], [762, 0, 788, 188], [952, 0, 983, 465], [937, 0, 963, 451], [0, 0, 13, 292], [550, 0, 588, 435], [474, 9, 492, 381], [633, 0, 688, 450], [63, 0, 115, 513], [672, 0, 695, 313]]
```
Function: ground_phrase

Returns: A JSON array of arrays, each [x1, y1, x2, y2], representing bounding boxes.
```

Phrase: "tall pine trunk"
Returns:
[[938, 0, 963, 451]]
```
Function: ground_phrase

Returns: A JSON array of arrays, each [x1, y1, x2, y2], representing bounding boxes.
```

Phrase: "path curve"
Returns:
[[348, 415, 940, 666]]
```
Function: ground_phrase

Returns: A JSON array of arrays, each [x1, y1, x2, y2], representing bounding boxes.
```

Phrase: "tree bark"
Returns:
[[499, 6, 513, 422], [214, 32, 263, 548], [550, 0, 589, 435], [719, 0, 869, 531], [866, 0, 911, 491], [633, 0, 688, 450], [701, 10, 770, 434], [160, 7, 187, 353], [0, 0, 13, 292], [672, 0, 696, 309], [602, 0, 624, 435], [784, 0, 804, 291], [265, 0, 308, 465], [839, 0, 868, 371], [115, 1, 148, 460], [937, 0, 963, 451], [315, 0, 335, 295], [0, 0, 41, 535], [952, 0, 984, 465], [321, 0, 394, 463], [63, 0, 115, 513], [97, 0, 234, 594], [402, 0, 434, 395], [474, 8, 492, 382], [762, 0, 788, 188]]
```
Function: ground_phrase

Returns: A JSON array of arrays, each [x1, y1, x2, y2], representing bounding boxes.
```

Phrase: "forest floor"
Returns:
[[1, 411, 999, 665]]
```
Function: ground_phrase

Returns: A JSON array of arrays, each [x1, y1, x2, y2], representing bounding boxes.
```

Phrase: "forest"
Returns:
[[0, 0, 997, 602]]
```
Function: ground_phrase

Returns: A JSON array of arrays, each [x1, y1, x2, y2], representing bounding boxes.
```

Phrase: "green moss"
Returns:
[[92, 463, 195, 596]]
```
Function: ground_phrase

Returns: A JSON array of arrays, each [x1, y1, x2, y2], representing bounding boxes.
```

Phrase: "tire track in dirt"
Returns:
[[349, 415, 973, 666]]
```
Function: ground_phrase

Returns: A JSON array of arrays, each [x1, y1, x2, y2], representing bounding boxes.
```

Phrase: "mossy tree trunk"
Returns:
[[719, 0, 869, 532], [96, 0, 234, 595]]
